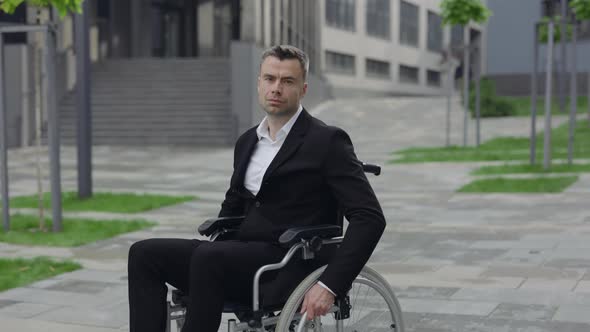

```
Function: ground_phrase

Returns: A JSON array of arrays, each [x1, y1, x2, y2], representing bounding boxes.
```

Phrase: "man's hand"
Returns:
[[299, 283, 335, 320]]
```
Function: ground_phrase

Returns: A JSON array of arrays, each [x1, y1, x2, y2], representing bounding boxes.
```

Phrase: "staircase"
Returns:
[[57, 58, 234, 146]]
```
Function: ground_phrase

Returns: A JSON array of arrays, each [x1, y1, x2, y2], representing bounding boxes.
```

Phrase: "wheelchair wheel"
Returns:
[[275, 266, 405, 332]]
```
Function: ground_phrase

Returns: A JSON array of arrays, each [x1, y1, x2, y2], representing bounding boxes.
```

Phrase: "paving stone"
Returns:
[[0, 302, 56, 318], [402, 256, 455, 267], [370, 263, 440, 275], [0, 287, 116, 308], [488, 303, 558, 321], [452, 288, 590, 307], [45, 279, 122, 294], [433, 265, 486, 279], [553, 305, 590, 324], [544, 259, 590, 270], [0, 316, 121, 332], [574, 280, 590, 293], [393, 286, 460, 300], [0, 299, 19, 309], [28, 278, 65, 289], [399, 298, 499, 316], [408, 312, 590, 332], [419, 248, 508, 265], [519, 278, 577, 291], [494, 248, 550, 265], [481, 265, 582, 280], [35, 305, 128, 329]]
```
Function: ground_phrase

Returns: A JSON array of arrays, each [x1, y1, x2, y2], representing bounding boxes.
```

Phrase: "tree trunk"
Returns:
[[543, 21, 555, 171], [567, 19, 577, 165], [462, 26, 470, 147]]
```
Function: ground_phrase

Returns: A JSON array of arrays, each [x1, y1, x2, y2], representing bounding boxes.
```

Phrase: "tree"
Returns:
[[0, 0, 83, 17], [440, 0, 491, 26], [0, 0, 82, 232], [538, 16, 573, 43], [571, 0, 590, 18], [440, 0, 491, 147], [570, 0, 590, 127]]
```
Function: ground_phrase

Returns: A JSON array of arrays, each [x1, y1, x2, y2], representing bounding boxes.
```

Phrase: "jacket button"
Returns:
[[255, 201, 261, 208]]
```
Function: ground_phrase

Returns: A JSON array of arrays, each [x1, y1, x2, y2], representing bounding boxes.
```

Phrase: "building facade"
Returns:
[[1, 0, 485, 148], [485, 0, 590, 96], [318, 0, 486, 96]]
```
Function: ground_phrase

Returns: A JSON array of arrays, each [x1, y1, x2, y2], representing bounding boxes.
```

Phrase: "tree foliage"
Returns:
[[0, 0, 83, 17], [440, 0, 491, 26], [538, 16, 574, 43], [570, 0, 590, 20]]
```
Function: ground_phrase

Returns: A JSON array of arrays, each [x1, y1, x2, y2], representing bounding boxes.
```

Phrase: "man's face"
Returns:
[[257, 56, 307, 118]]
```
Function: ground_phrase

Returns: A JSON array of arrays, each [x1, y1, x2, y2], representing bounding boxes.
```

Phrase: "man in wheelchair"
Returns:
[[127, 45, 388, 332]]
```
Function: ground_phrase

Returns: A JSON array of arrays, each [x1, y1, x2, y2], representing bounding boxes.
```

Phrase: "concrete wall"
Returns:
[[231, 41, 260, 139], [486, 0, 590, 95], [3, 45, 35, 148], [489, 72, 590, 96], [230, 41, 332, 140]]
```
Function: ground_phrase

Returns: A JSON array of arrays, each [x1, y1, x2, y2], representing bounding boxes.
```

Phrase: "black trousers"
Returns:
[[127, 238, 286, 332]]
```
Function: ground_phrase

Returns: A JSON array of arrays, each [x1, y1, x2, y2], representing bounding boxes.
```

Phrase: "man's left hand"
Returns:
[[299, 283, 335, 320]]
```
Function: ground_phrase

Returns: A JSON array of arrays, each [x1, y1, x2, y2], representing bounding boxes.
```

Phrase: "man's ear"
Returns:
[[301, 82, 308, 97]]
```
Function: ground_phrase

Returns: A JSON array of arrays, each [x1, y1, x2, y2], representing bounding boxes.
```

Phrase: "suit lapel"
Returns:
[[233, 129, 258, 188], [262, 109, 311, 182]]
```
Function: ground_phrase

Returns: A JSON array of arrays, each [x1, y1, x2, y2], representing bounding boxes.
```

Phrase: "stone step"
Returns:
[[54, 58, 233, 146]]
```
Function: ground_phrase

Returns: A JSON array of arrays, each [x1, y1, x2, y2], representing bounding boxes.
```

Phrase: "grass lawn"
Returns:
[[472, 163, 590, 175], [392, 121, 590, 163], [10, 191, 196, 213], [0, 257, 81, 292], [0, 214, 155, 246], [504, 96, 588, 117], [457, 176, 579, 193]]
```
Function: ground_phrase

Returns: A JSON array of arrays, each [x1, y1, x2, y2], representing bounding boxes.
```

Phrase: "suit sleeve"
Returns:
[[317, 129, 386, 296], [218, 141, 246, 217]]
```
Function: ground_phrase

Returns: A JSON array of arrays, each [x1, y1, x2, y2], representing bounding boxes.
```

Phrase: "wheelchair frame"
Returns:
[[166, 163, 404, 332]]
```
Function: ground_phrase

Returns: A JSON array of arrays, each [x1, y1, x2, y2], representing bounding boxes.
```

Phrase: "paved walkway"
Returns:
[[1, 96, 590, 331]]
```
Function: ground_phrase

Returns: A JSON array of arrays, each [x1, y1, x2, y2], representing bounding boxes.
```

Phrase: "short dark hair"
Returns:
[[261, 45, 309, 81]]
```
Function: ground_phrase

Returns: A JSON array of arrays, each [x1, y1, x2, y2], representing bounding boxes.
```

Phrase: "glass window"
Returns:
[[366, 58, 391, 79], [326, 50, 356, 75], [427, 69, 441, 87], [451, 24, 464, 47], [399, 64, 419, 84], [326, 0, 356, 31], [399, 0, 419, 47], [366, 0, 390, 39], [579, 21, 590, 40], [427, 11, 442, 52]]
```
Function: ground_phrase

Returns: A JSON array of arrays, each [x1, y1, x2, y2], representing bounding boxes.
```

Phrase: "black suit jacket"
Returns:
[[218, 108, 386, 296]]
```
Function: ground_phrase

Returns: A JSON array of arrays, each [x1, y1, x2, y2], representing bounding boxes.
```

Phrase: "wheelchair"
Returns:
[[166, 163, 405, 332]]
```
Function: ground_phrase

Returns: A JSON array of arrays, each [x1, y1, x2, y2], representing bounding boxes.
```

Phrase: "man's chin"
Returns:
[[264, 106, 289, 116]]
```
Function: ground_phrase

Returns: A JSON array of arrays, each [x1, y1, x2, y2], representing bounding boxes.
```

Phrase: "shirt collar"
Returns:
[[256, 104, 303, 142]]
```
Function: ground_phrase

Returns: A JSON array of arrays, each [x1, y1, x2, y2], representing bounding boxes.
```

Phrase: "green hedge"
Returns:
[[468, 78, 517, 117]]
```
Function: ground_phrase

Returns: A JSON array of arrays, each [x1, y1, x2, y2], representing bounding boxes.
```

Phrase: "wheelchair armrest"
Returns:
[[362, 162, 381, 176], [198, 216, 245, 236], [278, 224, 342, 248]]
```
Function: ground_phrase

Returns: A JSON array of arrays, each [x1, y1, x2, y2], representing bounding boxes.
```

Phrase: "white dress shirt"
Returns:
[[244, 105, 303, 196], [243, 105, 336, 296]]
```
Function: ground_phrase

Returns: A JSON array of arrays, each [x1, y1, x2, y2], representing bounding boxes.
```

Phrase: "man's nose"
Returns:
[[270, 80, 283, 94]]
